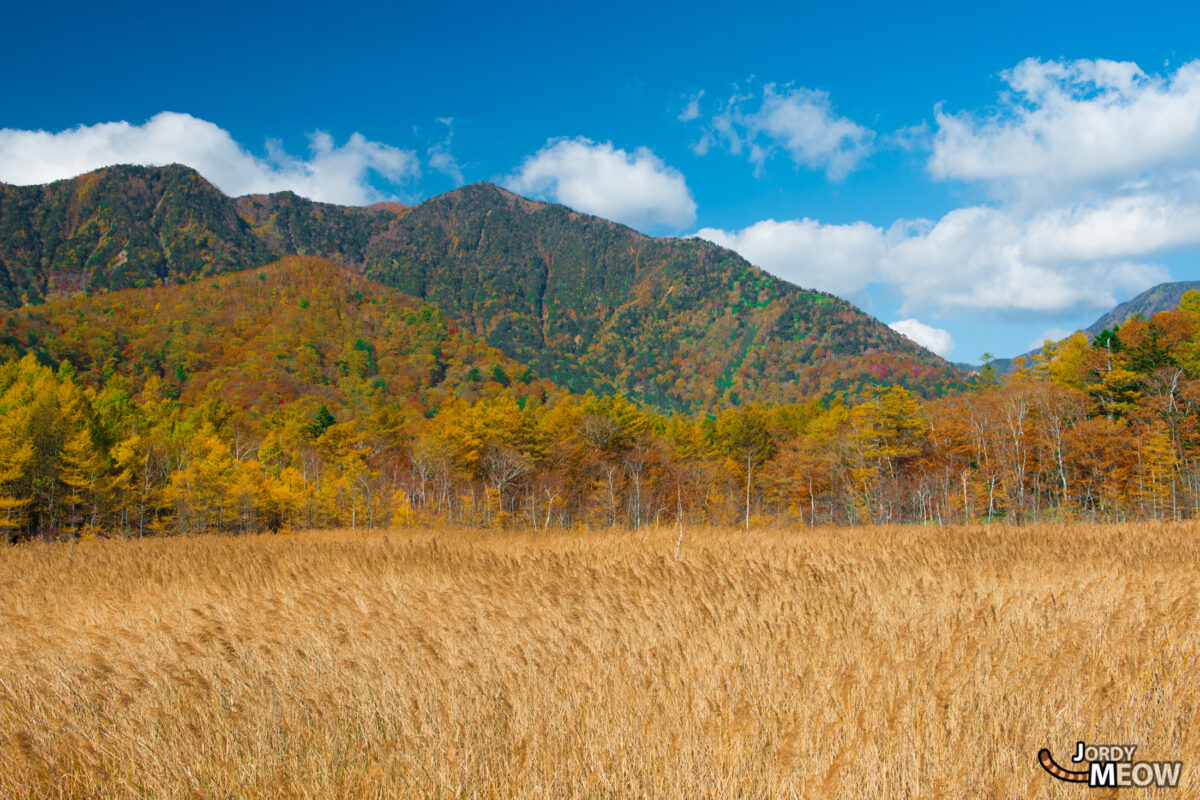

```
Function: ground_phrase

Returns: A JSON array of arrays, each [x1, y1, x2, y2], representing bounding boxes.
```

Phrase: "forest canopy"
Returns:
[[2, 255, 1199, 541]]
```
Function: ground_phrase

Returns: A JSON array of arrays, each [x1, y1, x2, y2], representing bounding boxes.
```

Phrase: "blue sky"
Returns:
[[5, 0, 1200, 361]]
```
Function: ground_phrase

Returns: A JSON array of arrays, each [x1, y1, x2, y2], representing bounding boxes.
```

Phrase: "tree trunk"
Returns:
[[745, 454, 753, 533]]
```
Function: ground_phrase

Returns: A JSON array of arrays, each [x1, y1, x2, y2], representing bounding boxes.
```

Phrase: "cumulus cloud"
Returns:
[[694, 218, 885, 298], [931, 58, 1200, 198], [697, 57, 1200, 319], [888, 319, 956, 358], [882, 205, 1167, 316], [696, 199, 1169, 318], [1020, 191, 1200, 262], [693, 84, 875, 179], [0, 112, 420, 205], [506, 137, 696, 229]]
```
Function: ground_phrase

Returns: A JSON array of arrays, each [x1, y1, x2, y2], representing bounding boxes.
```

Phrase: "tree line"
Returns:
[[5, 293, 1200, 541]]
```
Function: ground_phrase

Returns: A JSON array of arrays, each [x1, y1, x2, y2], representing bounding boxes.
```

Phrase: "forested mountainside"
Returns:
[[0, 255, 550, 419], [359, 182, 963, 408], [0, 256, 573, 538], [235, 191, 407, 269], [0, 165, 964, 411], [0, 164, 401, 306]]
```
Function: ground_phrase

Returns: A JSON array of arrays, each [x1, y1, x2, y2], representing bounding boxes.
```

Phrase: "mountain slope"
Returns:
[[360, 182, 963, 408], [1084, 281, 1200, 337], [988, 280, 1200, 375], [0, 165, 965, 409], [0, 255, 551, 417], [0, 164, 402, 306], [235, 191, 408, 268]]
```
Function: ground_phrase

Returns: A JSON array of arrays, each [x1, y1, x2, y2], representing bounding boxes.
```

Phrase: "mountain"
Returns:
[[0, 164, 402, 305], [1084, 281, 1200, 337], [356, 182, 964, 407], [235, 191, 408, 269], [988, 280, 1200, 375], [0, 255, 551, 417], [0, 165, 965, 410]]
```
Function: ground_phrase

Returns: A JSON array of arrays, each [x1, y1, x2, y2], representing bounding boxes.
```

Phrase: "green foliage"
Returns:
[[975, 352, 999, 389], [1093, 328, 1121, 352], [309, 405, 336, 439]]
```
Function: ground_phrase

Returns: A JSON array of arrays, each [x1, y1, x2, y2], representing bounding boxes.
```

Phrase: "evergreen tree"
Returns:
[[309, 405, 336, 439]]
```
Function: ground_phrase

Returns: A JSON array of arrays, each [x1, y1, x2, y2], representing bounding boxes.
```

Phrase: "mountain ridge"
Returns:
[[1084, 280, 1200, 336], [987, 280, 1200, 374], [357, 181, 963, 407], [0, 164, 966, 409]]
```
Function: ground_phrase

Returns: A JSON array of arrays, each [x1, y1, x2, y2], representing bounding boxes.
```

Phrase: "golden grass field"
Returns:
[[2, 524, 1198, 799]]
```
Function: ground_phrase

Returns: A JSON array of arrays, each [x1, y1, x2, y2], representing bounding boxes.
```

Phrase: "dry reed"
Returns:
[[2, 523, 1198, 798]]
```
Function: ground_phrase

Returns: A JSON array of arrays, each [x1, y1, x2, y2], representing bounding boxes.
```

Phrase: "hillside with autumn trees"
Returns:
[[0, 165, 964, 412], [1, 257, 1200, 540], [357, 182, 961, 407], [0, 165, 404, 306], [6, 164, 1199, 544]]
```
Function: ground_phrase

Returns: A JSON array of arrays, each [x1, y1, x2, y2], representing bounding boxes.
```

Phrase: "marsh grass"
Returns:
[[2, 524, 1198, 798]]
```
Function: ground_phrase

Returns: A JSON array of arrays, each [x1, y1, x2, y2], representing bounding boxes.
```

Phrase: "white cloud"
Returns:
[[506, 137, 696, 229], [695, 84, 875, 179], [686, 57, 1200, 321], [695, 65, 1200, 318], [882, 204, 1168, 316], [1021, 192, 1200, 262], [428, 117, 464, 186], [696, 200, 1169, 318], [694, 218, 884, 298], [931, 58, 1200, 198], [888, 319, 955, 358], [867, 57, 1200, 318], [891, 121, 932, 153], [0, 111, 420, 205], [677, 92, 704, 122]]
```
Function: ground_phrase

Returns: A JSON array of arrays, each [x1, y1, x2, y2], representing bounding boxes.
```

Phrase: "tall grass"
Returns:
[[2, 524, 1198, 798]]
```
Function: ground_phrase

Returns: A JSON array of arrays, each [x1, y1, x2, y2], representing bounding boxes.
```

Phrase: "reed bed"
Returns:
[[2, 523, 1198, 798]]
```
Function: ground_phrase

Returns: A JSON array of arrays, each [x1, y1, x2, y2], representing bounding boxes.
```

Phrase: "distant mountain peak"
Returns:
[[986, 279, 1200, 375], [431, 181, 558, 215], [1084, 280, 1200, 336]]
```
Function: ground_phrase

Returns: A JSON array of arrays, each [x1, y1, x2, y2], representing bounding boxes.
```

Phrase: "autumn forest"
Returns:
[[0, 245, 1198, 541]]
